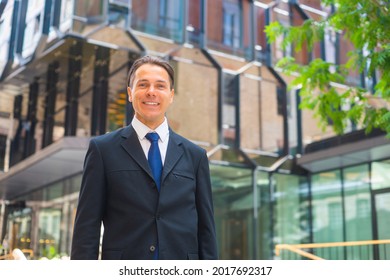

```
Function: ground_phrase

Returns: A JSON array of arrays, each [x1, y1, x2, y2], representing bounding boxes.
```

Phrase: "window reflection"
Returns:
[[0, 1, 13, 75], [131, 0, 184, 42], [22, 0, 44, 58], [312, 170, 344, 259], [210, 164, 253, 259]]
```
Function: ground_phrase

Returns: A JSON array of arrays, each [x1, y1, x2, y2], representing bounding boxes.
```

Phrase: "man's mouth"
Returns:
[[144, 101, 159, 105]]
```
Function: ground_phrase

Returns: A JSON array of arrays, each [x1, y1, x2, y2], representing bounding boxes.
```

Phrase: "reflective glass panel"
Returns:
[[210, 164, 253, 259], [256, 170, 271, 259], [311, 170, 344, 259], [131, 0, 184, 42], [374, 192, 390, 260], [273, 173, 310, 255], [207, 0, 251, 59], [5, 208, 32, 258], [343, 164, 373, 259], [372, 160, 390, 190]]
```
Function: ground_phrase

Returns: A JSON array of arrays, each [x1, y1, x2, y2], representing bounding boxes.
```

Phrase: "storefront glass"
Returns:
[[311, 170, 344, 259], [272, 173, 310, 259], [3, 174, 81, 259], [210, 164, 254, 259], [343, 164, 372, 259], [256, 170, 271, 259], [372, 160, 390, 190]]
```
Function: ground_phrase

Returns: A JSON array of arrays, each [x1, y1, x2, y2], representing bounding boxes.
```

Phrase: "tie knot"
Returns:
[[146, 132, 159, 143]]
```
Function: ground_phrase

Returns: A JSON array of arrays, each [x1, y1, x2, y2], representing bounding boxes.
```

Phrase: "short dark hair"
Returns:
[[127, 55, 174, 90]]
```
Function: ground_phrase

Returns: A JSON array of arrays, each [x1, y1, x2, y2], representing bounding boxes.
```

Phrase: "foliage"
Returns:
[[265, 0, 390, 136]]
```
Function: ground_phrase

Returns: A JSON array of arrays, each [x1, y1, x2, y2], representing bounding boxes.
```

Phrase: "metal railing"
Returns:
[[275, 239, 390, 260]]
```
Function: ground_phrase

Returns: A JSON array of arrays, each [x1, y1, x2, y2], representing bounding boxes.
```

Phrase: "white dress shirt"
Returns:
[[131, 116, 169, 165]]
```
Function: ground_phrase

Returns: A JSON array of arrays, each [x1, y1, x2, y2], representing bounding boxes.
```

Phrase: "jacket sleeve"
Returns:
[[71, 139, 106, 259], [195, 150, 218, 259]]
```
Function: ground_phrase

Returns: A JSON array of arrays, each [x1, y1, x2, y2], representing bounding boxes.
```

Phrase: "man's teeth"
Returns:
[[144, 102, 158, 105]]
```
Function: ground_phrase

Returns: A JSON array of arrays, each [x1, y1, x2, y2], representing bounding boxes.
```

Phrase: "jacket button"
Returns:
[[150, 245, 156, 252]]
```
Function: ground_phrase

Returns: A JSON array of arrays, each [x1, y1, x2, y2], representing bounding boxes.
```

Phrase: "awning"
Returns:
[[297, 135, 390, 173], [0, 137, 90, 200]]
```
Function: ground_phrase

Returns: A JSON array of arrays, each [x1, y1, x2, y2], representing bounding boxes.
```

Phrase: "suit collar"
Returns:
[[162, 130, 183, 183], [120, 125, 184, 188], [120, 125, 152, 178]]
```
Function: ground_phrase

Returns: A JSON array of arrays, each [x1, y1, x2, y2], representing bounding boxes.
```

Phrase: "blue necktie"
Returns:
[[145, 132, 163, 192], [145, 132, 162, 259]]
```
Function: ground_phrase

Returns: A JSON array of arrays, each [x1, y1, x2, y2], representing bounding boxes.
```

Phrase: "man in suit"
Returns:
[[71, 55, 218, 260]]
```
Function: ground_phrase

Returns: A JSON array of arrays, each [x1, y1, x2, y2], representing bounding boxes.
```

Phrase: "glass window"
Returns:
[[273, 173, 310, 259], [6, 208, 32, 258], [339, 32, 360, 86], [256, 170, 271, 259], [72, 0, 106, 34], [222, 71, 238, 146], [254, 3, 268, 62], [207, 0, 252, 58], [290, 5, 309, 65], [38, 208, 62, 259], [4, 174, 82, 259], [311, 170, 344, 259], [210, 164, 254, 259], [223, 1, 241, 49], [131, 0, 184, 42], [22, 0, 44, 58], [59, 0, 73, 33], [271, 2, 291, 64], [374, 192, 390, 259], [343, 165, 372, 259], [0, 2, 13, 76], [372, 160, 390, 190], [186, 0, 201, 46], [108, 0, 129, 28]]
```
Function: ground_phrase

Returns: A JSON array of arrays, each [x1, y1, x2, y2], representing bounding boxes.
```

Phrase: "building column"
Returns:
[[23, 78, 39, 158], [64, 40, 82, 136], [0, 200, 6, 248], [42, 61, 59, 148], [91, 46, 110, 136], [9, 95, 23, 167]]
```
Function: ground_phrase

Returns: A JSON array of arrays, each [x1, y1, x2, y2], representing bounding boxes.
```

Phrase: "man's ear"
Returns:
[[127, 87, 133, 102], [170, 88, 174, 103]]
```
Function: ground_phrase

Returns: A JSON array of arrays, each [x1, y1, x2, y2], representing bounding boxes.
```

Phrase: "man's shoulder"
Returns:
[[90, 126, 129, 144]]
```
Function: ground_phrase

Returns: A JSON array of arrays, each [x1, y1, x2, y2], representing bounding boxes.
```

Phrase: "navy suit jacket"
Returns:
[[71, 125, 218, 260]]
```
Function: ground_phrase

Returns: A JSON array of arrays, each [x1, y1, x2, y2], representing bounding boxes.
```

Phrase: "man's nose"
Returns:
[[146, 85, 156, 95]]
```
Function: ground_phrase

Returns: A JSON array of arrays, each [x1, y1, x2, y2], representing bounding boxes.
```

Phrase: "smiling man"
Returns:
[[71, 55, 218, 260]]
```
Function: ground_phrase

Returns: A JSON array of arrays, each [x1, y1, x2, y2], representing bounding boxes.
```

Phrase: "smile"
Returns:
[[144, 102, 159, 105]]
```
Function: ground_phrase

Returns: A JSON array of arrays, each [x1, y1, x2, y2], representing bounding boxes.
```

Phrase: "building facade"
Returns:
[[0, 0, 389, 260]]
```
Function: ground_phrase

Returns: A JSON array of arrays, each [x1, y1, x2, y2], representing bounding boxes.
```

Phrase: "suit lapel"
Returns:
[[161, 131, 183, 183], [120, 125, 184, 187], [120, 125, 153, 178]]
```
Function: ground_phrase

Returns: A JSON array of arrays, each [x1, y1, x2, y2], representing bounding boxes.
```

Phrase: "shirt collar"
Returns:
[[131, 116, 169, 142]]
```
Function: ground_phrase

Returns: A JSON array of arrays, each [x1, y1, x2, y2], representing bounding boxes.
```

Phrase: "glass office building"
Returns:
[[0, 0, 389, 260]]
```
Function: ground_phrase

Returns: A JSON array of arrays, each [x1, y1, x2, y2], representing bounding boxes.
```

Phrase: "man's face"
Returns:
[[127, 64, 174, 129]]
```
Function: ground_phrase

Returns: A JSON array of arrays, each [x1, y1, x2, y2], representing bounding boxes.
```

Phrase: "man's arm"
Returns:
[[71, 139, 106, 259]]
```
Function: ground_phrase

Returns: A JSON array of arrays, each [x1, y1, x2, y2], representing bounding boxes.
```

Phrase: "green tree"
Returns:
[[265, 0, 390, 136]]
